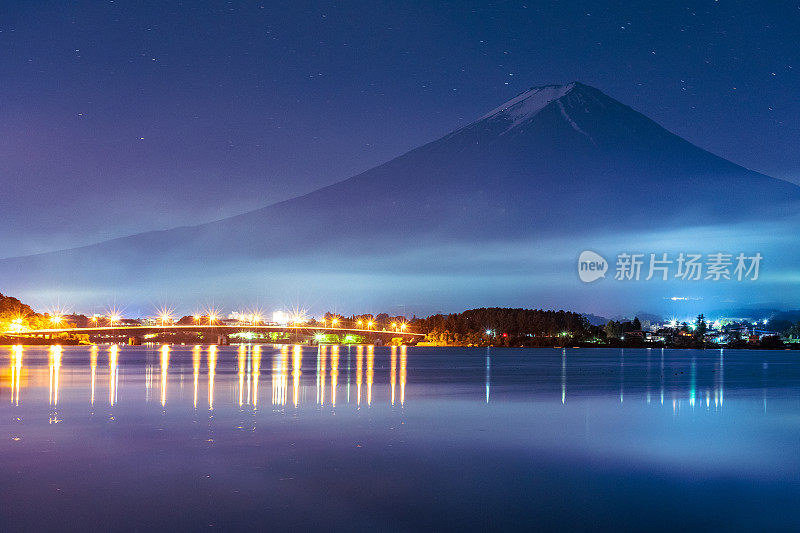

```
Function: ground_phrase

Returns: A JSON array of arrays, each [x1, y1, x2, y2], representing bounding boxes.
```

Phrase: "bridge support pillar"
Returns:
[[216, 335, 230, 346], [128, 336, 142, 346]]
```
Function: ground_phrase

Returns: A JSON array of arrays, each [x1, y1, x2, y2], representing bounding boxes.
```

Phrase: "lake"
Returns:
[[1, 344, 799, 531]]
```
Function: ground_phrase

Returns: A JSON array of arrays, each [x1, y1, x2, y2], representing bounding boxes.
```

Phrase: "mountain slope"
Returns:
[[2, 82, 798, 307]]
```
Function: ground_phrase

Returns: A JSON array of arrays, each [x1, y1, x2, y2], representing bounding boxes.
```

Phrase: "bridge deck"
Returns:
[[13, 324, 424, 337]]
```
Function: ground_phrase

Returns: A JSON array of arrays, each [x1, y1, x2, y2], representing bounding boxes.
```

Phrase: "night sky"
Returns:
[[2, 0, 798, 258]]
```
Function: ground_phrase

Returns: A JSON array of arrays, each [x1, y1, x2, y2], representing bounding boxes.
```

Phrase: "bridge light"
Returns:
[[109, 314, 121, 327], [208, 313, 218, 324], [50, 315, 63, 325], [367, 320, 374, 329], [193, 314, 201, 324], [357, 320, 363, 327], [9, 317, 26, 333], [331, 318, 339, 327], [391, 322, 397, 330], [400, 323, 407, 332]]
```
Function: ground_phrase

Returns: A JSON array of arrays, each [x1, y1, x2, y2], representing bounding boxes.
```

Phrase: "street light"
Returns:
[[208, 312, 218, 325], [331, 318, 339, 328], [193, 314, 201, 325], [10, 317, 25, 333], [50, 315, 63, 326], [366, 320, 374, 330], [109, 314, 121, 327]]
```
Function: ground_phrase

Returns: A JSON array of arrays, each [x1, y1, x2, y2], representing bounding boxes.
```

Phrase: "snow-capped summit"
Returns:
[[479, 82, 577, 127]]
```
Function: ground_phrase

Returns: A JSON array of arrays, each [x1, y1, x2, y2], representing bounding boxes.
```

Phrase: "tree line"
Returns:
[[412, 307, 592, 346]]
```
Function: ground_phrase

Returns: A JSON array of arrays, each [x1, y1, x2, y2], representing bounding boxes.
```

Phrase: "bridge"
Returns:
[[9, 324, 425, 345]]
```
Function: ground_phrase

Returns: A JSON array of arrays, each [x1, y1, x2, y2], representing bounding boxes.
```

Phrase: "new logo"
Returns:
[[578, 251, 607, 283]]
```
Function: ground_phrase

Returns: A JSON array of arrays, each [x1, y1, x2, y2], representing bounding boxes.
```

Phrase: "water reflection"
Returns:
[[485, 347, 490, 404], [208, 345, 217, 410], [252, 345, 261, 408], [3, 345, 790, 416], [391, 346, 397, 405], [192, 345, 201, 409], [718, 349, 724, 407], [109, 344, 119, 406], [316, 345, 326, 405], [90, 345, 97, 406], [356, 345, 363, 407], [366, 345, 374, 407], [49, 345, 62, 407], [272, 345, 288, 406], [400, 345, 407, 406], [330, 345, 339, 407], [238, 344, 246, 407], [292, 345, 302, 407], [160, 345, 170, 408], [10, 345, 23, 406], [619, 348, 624, 404], [660, 348, 665, 405], [4, 346, 800, 532], [560, 348, 565, 404]]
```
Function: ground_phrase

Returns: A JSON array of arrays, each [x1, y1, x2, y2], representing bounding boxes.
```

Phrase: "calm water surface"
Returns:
[[1, 344, 799, 531]]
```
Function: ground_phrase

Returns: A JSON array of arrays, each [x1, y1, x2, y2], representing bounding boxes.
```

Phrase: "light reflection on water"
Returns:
[[4, 343, 798, 419], [2, 344, 800, 530]]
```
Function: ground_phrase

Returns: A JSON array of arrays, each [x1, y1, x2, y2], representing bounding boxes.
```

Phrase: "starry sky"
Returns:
[[1, 0, 798, 256]]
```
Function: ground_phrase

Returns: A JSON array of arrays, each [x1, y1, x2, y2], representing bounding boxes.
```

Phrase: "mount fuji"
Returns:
[[3, 82, 799, 314]]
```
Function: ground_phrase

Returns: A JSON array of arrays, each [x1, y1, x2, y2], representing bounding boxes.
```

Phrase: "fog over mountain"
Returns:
[[3, 82, 799, 317]]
